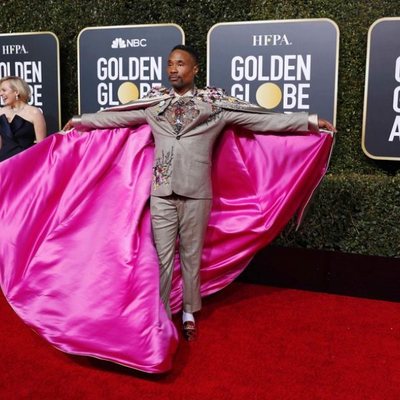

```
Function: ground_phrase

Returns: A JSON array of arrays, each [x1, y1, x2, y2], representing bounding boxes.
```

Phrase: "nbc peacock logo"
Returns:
[[111, 38, 147, 49]]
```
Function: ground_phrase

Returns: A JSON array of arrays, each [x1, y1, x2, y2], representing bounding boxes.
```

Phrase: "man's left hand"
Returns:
[[318, 118, 336, 133]]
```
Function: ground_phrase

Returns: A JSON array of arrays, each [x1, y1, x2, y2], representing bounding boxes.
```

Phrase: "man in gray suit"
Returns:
[[66, 45, 335, 341]]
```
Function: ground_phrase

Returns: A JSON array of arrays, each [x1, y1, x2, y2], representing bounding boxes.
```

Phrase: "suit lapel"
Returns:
[[157, 98, 174, 114]]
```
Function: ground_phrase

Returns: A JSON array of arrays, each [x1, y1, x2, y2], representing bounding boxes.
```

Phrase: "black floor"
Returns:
[[239, 246, 400, 302]]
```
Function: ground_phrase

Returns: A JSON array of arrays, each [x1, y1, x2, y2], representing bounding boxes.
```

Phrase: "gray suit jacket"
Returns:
[[74, 90, 318, 199]]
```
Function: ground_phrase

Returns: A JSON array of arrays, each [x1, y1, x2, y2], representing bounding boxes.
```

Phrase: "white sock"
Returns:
[[182, 311, 195, 324]]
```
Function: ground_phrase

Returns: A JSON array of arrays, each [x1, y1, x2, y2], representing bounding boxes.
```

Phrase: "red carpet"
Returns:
[[1, 282, 400, 399]]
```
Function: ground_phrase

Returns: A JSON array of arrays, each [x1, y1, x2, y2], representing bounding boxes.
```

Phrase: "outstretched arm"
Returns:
[[63, 109, 147, 131], [222, 109, 335, 134]]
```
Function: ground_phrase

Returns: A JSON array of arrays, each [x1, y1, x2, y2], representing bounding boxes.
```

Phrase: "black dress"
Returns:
[[0, 114, 36, 162]]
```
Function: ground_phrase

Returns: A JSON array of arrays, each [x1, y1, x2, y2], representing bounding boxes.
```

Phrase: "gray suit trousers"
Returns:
[[150, 194, 212, 316]]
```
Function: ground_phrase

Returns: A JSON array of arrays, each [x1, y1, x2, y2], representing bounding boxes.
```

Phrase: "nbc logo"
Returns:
[[111, 38, 147, 48], [112, 38, 127, 48]]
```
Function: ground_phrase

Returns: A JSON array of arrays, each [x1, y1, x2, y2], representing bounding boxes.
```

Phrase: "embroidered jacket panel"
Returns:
[[77, 89, 316, 199]]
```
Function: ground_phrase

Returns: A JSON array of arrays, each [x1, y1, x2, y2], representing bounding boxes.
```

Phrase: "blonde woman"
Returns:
[[0, 76, 46, 161]]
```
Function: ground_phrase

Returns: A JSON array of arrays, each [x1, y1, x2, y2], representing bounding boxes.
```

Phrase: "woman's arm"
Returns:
[[30, 107, 47, 142]]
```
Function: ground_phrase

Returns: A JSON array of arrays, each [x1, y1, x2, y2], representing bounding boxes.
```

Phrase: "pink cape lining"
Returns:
[[0, 124, 333, 373]]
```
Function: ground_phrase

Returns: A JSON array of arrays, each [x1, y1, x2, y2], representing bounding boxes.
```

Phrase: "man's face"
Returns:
[[167, 49, 198, 95]]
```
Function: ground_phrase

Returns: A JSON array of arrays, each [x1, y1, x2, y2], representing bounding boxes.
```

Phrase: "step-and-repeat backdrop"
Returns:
[[207, 19, 339, 125], [363, 17, 400, 160], [2, 18, 399, 160], [0, 32, 60, 133], [77, 24, 184, 113]]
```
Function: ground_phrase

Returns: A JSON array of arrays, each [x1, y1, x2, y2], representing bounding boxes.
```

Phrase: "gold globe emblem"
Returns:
[[256, 83, 282, 109], [118, 82, 139, 103]]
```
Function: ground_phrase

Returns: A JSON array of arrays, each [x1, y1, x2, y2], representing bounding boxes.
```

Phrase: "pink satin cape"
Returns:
[[0, 125, 333, 373]]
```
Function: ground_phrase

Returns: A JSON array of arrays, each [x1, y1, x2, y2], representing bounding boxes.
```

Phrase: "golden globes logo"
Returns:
[[0, 61, 44, 105], [230, 54, 311, 110], [388, 56, 400, 141], [96, 56, 162, 106]]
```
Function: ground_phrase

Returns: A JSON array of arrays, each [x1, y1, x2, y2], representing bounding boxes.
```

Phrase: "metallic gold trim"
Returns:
[[206, 18, 339, 126], [361, 17, 400, 161], [76, 24, 185, 114], [0, 31, 61, 131]]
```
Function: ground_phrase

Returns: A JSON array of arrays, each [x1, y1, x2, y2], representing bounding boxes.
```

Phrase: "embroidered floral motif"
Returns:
[[195, 87, 227, 103], [204, 104, 222, 125], [152, 149, 174, 190], [163, 98, 200, 134], [196, 87, 262, 112], [145, 86, 263, 126], [143, 86, 171, 98]]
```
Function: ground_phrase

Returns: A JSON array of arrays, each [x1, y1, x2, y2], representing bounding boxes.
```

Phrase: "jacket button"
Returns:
[[176, 136, 181, 140]]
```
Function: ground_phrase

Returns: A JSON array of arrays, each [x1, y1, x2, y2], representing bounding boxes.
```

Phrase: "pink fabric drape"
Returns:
[[0, 125, 333, 372]]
